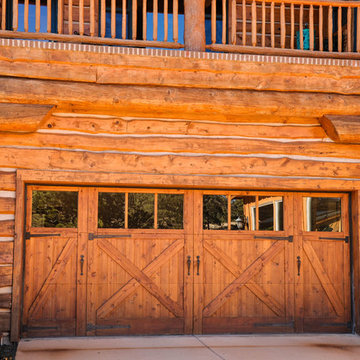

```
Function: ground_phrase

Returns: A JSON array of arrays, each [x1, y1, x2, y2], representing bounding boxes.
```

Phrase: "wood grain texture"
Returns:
[[0, 172, 16, 191], [0, 197, 15, 213], [0, 103, 54, 132], [0, 293, 12, 308], [321, 115, 360, 143], [352, 191, 360, 333], [0, 221, 14, 237], [0, 266, 12, 286], [0, 312, 10, 331]]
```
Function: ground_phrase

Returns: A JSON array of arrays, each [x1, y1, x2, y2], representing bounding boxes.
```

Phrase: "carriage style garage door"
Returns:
[[22, 187, 351, 337]]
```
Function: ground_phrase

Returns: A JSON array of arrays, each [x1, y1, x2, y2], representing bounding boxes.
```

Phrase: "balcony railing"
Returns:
[[0, 0, 359, 57]]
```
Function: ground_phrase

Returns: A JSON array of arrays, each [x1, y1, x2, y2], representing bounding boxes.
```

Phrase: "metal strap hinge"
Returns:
[[88, 233, 132, 241], [254, 235, 293, 243], [25, 232, 61, 240], [319, 236, 349, 243]]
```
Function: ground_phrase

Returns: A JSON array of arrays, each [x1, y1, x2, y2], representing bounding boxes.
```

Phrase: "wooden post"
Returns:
[[184, 0, 205, 51]]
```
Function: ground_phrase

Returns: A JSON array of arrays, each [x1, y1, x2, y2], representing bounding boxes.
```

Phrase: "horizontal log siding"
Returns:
[[0, 171, 15, 337]]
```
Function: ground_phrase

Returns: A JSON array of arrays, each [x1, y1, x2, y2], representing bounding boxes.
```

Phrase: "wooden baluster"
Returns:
[[309, 4, 314, 51], [271, 1, 275, 48], [252, 0, 256, 46], [173, 0, 178, 43], [290, 3, 294, 49], [101, 0, 105, 37], [164, 0, 168, 41], [1, 0, 6, 30], [319, 5, 323, 51], [184, 0, 205, 50], [357, 6, 360, 52], [13, 0, 18, 31], [211, 0, 216, 44], [58, 0, 63, 33], [79, 0, 84, 35], [132, 0, 137, 40], [328, 5, 333, 51], [153, 0, 158, 41], [143, 0, 147, 40], [90, 0, 95, 36], [69, 0, 73, 34], [338, 6, 342, 52], [111, 0, 115, 38], [231, 0, 236, 44], [24, 0, 29, 32], [122, 0, 126, 39], [222, 0, 226, 44], [262, 0, 266, 47], [242, 0, 246, 45], [35, 0, 40, 32], [280, 2, 285, 49], [299, 4, 303, 50], [347, 7, 351, 52], [47, 0, 52, 33]]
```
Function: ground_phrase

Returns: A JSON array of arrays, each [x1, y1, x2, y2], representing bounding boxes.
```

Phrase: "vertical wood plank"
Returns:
[[79, 0, 84, 35], [222, 0, 226, 44], [309, 5, 314, 51], [100, 0, 105, 37], [173, 0, 178, 43], [122, 0, 126, 39], [193, 191, 203, 334], [328, 5, 333, 52], [13, 0, 18, 31], [153, 0, 158, 41], [184, 190, 194, 334], [24, 0, 29, 32], [132, 0, 137, 40], [319, 5, 323, 51], [211, 0, 216, 44], [1, 0, 6, 30], [357, 7, 360, 52], [352, 191, 360, 333], [184, 0, 205, 51], [68, 0, 73, 34], [35, 0, 40, 32], [231, 0, 236, 44], [111, 0, 115, 38], [347, 7, 351, 52], [338, 6, 342, 52], [164, 0, 168, 41], [252, 0, 257, 47], [57, 0, 63, 34], [299, 4, 304, 50], [280, 2, 285, 49], [262, 0, 266, 47], [271, 1, 275, 48], [242, 0, 246, 46], [290, 3, 294, 49], [10, 176, 25, 341]]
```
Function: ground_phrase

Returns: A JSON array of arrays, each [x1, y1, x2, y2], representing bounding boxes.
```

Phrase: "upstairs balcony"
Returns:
[[0, 0, 359, 58]]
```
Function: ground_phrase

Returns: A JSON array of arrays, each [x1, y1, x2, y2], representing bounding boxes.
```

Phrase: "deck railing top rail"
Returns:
[[0, 0, 360, 58]]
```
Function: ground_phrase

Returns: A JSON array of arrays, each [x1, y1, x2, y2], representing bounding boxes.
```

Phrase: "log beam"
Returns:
[[321, 115, 360, 143], [0, 103, 54, 133]]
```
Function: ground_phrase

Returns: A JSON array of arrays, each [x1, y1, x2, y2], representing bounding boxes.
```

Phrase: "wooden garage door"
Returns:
[[22, 187, 351, 336]]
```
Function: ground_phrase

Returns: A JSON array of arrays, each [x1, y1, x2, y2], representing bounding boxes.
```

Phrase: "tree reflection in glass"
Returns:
[[128, 193, 155, 229]]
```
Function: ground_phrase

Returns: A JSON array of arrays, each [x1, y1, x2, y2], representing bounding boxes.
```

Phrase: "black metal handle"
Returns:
[[196, 256, 200, 276], [297, 256, 301, 276], [187, 256, 191, 276], [80, 255, 85, 276]]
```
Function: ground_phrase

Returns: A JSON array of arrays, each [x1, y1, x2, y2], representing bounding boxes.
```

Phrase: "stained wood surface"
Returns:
[[352, 191, 360, 334], [0, 103, 54, 132], [0, 293, 12, 308], [0, 221, 15, 237], [0, 172, 16, 191], [0, 198, 15, 214], [0, 266, 13, 287], [0, 313, 10, 331], [321, 115, 360, 143]]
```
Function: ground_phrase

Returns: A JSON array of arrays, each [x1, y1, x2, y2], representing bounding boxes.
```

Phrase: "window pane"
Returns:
[[128, 193, 154, 229], [305, 197, 341, 232], [98, 192, 125, 228], [258, 196, 284, 231], [32, 191, 78, 228], [158, 194, 184, 229], [231, 196, 256, 230], [203, 195, 227, 230]]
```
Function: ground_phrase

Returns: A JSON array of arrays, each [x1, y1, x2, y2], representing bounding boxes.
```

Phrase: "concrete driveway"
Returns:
[[16, 334, 360, 360]]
